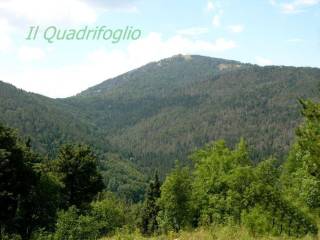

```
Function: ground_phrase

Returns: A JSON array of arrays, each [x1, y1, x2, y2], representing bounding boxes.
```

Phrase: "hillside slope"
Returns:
[[65, 55, 320, 172], [1, 55, 320, 174], [0, 81, 108, 155]]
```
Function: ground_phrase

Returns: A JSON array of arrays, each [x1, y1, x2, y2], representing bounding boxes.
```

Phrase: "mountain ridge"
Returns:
[[1, 55, 320, 174]]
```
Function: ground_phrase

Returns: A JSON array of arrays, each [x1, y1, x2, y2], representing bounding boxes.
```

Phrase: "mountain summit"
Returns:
[[1, 55, 320, 173]]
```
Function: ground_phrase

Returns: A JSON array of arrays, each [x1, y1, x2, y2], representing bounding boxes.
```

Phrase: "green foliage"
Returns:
[[50, 193, 128, 239], [0, 124, 34, 224], [99, 153, 147, 203], [0, 81, 110, 157], [73, 58, 320, 174], [2, 60, 320, 239], [53, 206, 99, 240], [242, 205, 273, 236], [191, 140, 252, 225], [29, 229, 54, 240], [90, 192, 126, 235], [139, 172, 161, 235], [157, 165, 193, 232], [54, 144, 105, 209], [2, 56, 320, 175], [296, 99, 320, 178], [282, 99, 320, 210], [191, 139, 318, 236], [0, 123, 49, 238], [30, 172, 62, 230], [0, 227, 22, 240]]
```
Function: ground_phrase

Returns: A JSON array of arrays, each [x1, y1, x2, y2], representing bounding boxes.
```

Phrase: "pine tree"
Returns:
[[140, 172, 161, 235], [54, 144, 104, 209], [0, 124, 38, 238]]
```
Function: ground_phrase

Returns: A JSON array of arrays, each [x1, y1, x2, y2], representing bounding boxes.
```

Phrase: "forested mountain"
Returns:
[[2, 97, 320, 239], [2, 55, 320, 239], [65, 55, 320, 173], [1, 55, 320, 174], [0, 81, 108, 155]]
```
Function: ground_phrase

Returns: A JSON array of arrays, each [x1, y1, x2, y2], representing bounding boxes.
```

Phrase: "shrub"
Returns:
[[53, 206, 99, 240], [241, 205, 273, 236], [91, 193, 126, 235]]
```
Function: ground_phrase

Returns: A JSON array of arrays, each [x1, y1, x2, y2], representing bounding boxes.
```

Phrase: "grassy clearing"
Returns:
[[101, 226, 318, 240]]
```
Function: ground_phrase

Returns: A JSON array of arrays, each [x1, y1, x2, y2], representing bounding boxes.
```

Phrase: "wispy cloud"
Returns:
[[89, 0, 138, 10], [207, 1, 215, 11], [18, 46, 46, 62], [255, 56, 273, 66], [212, 15, 221, 27], [177, 27, 209, 36], [205, 1, 223, 28], [270, 0, 277, 6], [228, 25, 245, 33], [0, 0, 139, 27], [2, 33, 237, 97], [0, 18, 13, 52], [270, 0, 320, 14], [287, 38, 304, 43], [0, 0, 98, 25]]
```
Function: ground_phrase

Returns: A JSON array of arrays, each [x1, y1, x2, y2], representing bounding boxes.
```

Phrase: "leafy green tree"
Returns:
[[140, 172, 161, 235], [242, 205, 273, 236], [225, 166, 255, 224], [191, 140, 251, 225], [90, 192, 126, 235], [157, 165, 192, 232], [53, 206, 99, 240], [282, 99, 320, 210], [54, 144, 104, 209], [296, 99, 320, 179], [191, 138, 318, 236]]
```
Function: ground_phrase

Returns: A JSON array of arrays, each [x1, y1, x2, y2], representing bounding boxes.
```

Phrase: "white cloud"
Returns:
[[270, 0, 277, 6], [255, 56, 273, 66], [282, 3, 297, 13], [0, 0, 97, 25], [18, 46, 45, 62], [211, 4, 223, 28], [270, 0, 320, 13], [228, 25, 244, 33], [0, 18, 12, 52], [177, 27, 209, 36], [1, 33, 237, 98], [0, 0, 140, 26], [206, 1, 223, 28], [207, 1, 215, 11], [212, 15, 221, 27], [287, 38, 303, 43], [89, 0, 139, 11]]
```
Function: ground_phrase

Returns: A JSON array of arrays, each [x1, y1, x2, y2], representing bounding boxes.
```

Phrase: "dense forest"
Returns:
[[1, 55, 320, 239], [1, 95, 320, 239], [1, 55, 320, 176]]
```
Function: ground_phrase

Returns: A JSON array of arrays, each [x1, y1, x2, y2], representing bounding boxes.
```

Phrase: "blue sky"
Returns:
[[0, 0, 319, 97]]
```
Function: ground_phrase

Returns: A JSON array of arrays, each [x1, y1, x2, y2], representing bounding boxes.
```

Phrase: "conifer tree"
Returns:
[[140, 172, 161, 235], [54, 144, 104, 209]]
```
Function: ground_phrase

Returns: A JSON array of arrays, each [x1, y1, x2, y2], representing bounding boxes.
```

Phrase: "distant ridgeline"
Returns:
[[1, 55, 320, 175]]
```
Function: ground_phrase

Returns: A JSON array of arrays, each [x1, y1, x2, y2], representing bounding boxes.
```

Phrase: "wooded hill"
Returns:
[[1, 55, 320, 175]]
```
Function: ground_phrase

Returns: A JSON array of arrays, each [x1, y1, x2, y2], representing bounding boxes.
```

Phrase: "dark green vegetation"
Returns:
[[1, 55, 320, 239], [1, 55, 320, 176], [0, 81, 108, 155], [0, 126, 104, 239], [1, 97, 320, 239]]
